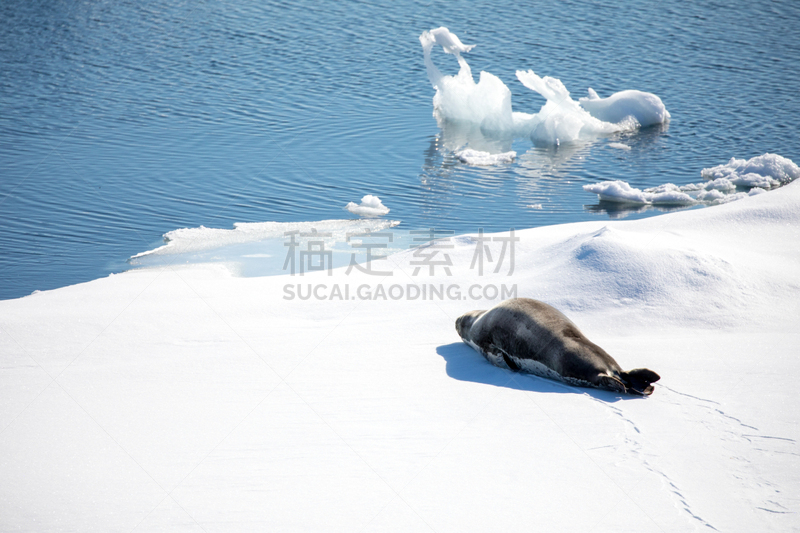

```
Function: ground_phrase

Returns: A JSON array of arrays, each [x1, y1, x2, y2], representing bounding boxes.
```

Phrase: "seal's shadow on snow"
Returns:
[[437, 342, 638, 403]]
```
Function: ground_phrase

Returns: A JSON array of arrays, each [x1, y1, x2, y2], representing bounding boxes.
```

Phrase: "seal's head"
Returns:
[[455, 310, 485, 340], [620, 368, 661, 396], [596, 368, 661, 396]]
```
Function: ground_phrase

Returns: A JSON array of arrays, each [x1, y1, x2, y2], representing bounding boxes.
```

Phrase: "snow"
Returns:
[[2, 182, 800, 531], [345, 195, 390, 217], [584, 153, 799, 207], [456, 148, 516, 166], [420, 27, 669, 145]]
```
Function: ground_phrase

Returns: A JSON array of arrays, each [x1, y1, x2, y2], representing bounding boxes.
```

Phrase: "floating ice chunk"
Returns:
[[514, 70, 618, 144], [608, 142, 632, 150], [700, 153, 800, 189], [649, 189, 697, 205], [419, 28, 672, 146], [584, 181, 694, 205], [583, 180, 654, 204], [695, 189, 727, 202], [579, 88, 670, 127], [420, 27, 513, 132], [456, 148, 516, 166], [345, 195, 390, 217], [527, 204, 543, 209], [584, 153, 799, 207]]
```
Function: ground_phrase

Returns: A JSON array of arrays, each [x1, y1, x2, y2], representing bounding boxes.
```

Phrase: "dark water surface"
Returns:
[[2, 0, 798, 299]]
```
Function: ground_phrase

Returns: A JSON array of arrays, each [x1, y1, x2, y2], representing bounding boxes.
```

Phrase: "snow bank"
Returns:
[[344, 195, 390, 217], [2, 183, 799, 532], [420, 27, 669, 145], [585, 153, 799, 206], [456, 148, 516, 165]]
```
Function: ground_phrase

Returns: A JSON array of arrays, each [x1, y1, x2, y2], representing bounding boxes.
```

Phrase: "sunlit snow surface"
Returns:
[[2, 182, 799, 532]]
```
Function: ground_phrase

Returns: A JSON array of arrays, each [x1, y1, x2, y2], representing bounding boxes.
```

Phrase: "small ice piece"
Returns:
[[608, 142, 632, 150], [579, 88, 670, 126], [648, 189, 696, 205], [583, 181, 695, 205], [583, 180, 652, 204], [456, 148, 516, 166], [345, 195, 390, 217], [695, 189, 727, 203], [700, 154, 800, 189], [526, 204, 543, 209]]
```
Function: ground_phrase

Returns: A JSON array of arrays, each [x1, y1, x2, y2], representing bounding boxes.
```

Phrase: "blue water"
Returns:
[[2, 0, 798, 300]]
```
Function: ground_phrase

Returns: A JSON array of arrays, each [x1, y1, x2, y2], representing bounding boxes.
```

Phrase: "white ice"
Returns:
[[513, 70, 622, 145], [608, 142, 632, 150], [584, 153, 799, 206], [132, 218, 399, 258], [2, 181, 799, 531], [420, 27, 513, 133], [345, 194, 390, 217], [420, 27, 670, 146], [456, 148, 516, 165], [701, 153, 800, 189]]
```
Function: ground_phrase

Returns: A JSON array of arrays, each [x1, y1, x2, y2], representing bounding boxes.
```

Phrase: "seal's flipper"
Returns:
[[621, 368, 660, 395], [597, 374, 627, 394], [491, 344, 520, 371]]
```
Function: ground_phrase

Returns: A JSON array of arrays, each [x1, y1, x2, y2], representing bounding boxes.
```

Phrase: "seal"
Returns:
[[455, 298, 660, 395]]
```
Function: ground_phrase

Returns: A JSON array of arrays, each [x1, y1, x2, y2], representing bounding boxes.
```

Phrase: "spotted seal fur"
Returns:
[[455, 298, 660, 395]]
